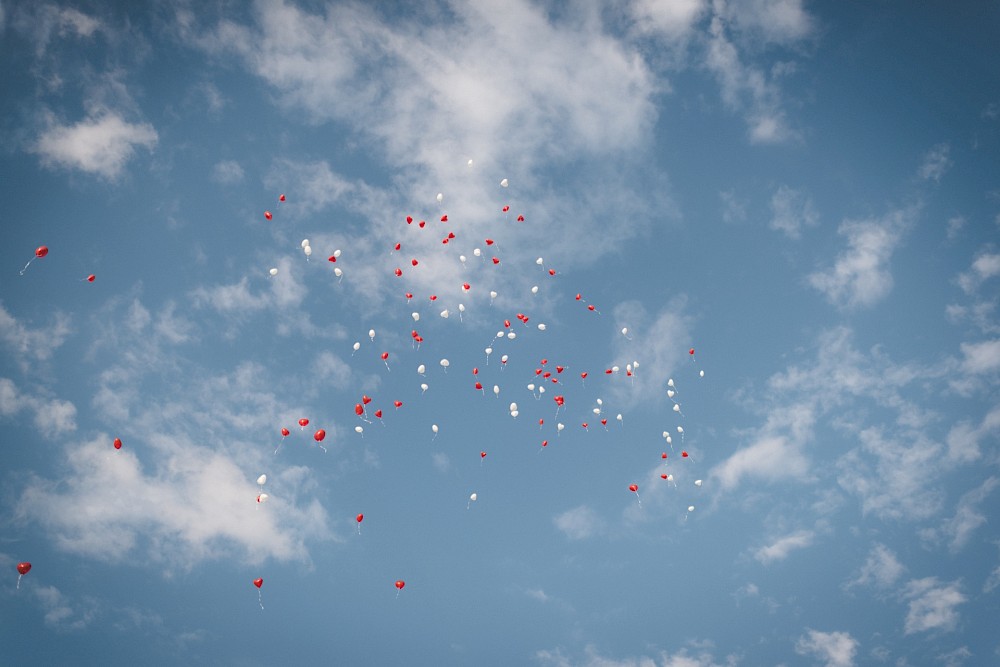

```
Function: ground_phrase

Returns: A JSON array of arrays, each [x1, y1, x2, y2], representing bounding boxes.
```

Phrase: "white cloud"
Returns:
[[535, 644, 736, 667], [608, 299, 692, 404], [753, 529, 814, 564], [631, 0, 708, 38], [808, 208, 910, 309], [846, 543, 905, 590], [32, 584, 97, 631], [795, 629, 858, 667], [33, 110, 157, 180], [554, 505, 603, 540], [211, 159, 244, 184], [0, 378, 77, 438], [0, 301, 72, 370], [957, 252, 1000, 294], [918, 143, 952, 182], [902, 578, 966, 635], [947, 405, 1000, 462], [959, 339, 1000, 375], [923, 477, 999, 553], [769, 184, 818, 239], [17, 435, 333, 570], [721, 0, 814, 45], [710, 434, 810, 492]]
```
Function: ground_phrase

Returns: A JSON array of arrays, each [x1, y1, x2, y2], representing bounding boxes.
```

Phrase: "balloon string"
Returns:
[[258, 589, 264, 610], [17, 574, 22, 589], [19, 258, 33, 276]]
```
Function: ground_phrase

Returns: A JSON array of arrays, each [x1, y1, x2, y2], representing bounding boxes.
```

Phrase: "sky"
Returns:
[[1, 1, 998, 665]]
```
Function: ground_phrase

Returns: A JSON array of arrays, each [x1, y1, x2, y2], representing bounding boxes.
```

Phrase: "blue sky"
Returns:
[[1, 1, 998, 665]]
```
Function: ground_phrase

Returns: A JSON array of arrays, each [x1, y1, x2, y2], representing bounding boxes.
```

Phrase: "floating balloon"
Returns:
[[395, 580, 405, 591], [500, 178, 509, 187], [257, 474, 267, 486], [436, 193, 443, 202], [269, 268, 278, 277], [694, 479, 703, 487], [298, 418, 309, 429], [253, 577, 264, 608], [113, 437, 122, 450], [86, 274, 96, 282], [314, 429, 326, 442], [356, 513, 364, 534], [467, 492, 478, 509], [256, 493, 269, 504]]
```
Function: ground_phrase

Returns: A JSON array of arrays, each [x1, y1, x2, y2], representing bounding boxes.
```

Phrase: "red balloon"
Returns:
[[554, 396, 564, 406], [485, 239, 494, 246], [660, 473, 668, 480], [419, 221, 425, 228], [17, 562, 31, 575], [356, 513, 364, 523], [629, 484, 638, 493], [362, 395, 372, 405], [588, 305, 596, 311], [429, 295, 437, 301], [681, 451, 689, 458], [329, 255, 337, 263], [381, 352, 389, 360], [502, 205, 509, 212], [298, 418, 309, 427], [406, 215, 413, 224], [264, 211, 272, 220], [393, 400, 403, 408], [492, 257, 500, 264], [517, 215, 525, 222], [395, 580, 405, 590], [405, 292, 413, 300], [374, 409, 382, 419], [279, 194, 286, 202], [87, 274, 96, 282], [113, 437, 122, 450], [475, 382, 483, 390], [35, 246, 49, 258], [355, 403, 364, 416], [480, 451, 486, 459], [462, 282, 470, 291], [689, 348, 695, 355], [253, 577, 263, 589], [661, 452, 667, 459], [314, 429, 326, 442], [440, 215, 448, 222], [281, 427, 290, 437], [395, 268, 403, 277], [411, 259, 419, 266]]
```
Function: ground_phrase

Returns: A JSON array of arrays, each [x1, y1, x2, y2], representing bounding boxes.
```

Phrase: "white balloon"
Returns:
[[509, 402, 518, 412], [468, 159, 474, 166], [500, 178, 509, 187], [369, 329, 376, 341], [666, 435, 673, 444], [474, 248, 482, 257], [501, 354, 508, 363], [257, 493, 269, 504], [485, 347, 493, 356], [538, 386, 545, 395], [417, 364, 426, 374], [420, 383, 429, 392], [300, 239, 310, 248], [440, 309, 450, 318], [493, 385, 500, 396], [673, 404, 681, 413], [535, 257, 543, 266], [700, 370, 705, 378], [411, 312, 420, 321], [257, 474, 267, 486], [432, 424, 439, 433], [662, 431, 669, 439], [557, 423, 565, 431], [460, 254, 467, 263], [596, 399, 603, 405], [334, 267, 343, 277], [490, 290, 498, 300], [667, 389, 675, 398], [626, 363, 633, 373], [694, 479, 703, 487], [537, 324, 546, 331], [621, 327, 629, 336], [355, 426, 364, 434], [510, 410, 519, 418], [470, 493, 477, 501], [612, 365, 620, 373], [668, 378, 675, 388], [303, 245, 312, 256], [458, 304, 465, 312], [436, 193, 443, 202], [440, 358, 450, 368], [616, 413, 623, 422], [531, 285, 538, 294], [527, 383, 535, 391], [677, 426, 684, 434], [507, 332, 516, 340], [687, 505, 695, 512], [592, 408, 601, 415], [268, 268, 278, 276], [333, 249, 341, 258], [353, 341, 361, 351]]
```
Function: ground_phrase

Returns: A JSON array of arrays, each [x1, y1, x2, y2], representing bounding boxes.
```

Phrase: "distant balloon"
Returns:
[[395, 580, 405, 590], [314, 429, 326, 442], [264, 211, 272, 220], [86, 274, 96, 282], [436, 193, 443, 202], [269, 268, 278, 277], [253, 577, 263, 588], [298, 418, 309, 428], [256, 493, 269, 504], [17, 562, 31, 575], [694, 479, 703, 487], [500, 178, 509, 188], [257, 474, 267, 486], [113, 437, 122, 450]]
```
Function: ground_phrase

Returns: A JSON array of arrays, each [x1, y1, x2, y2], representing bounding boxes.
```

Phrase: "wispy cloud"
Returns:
[[31, 584, 98, 631], [211, 159, 244, 184], [921, 477, 999, 553], [794, 629, 858, 667], [902, 578, 966, 635], [769, 184, 818, 239], [808, 208, 911, 309], [845, 543, 905, 591], [553, 505, 604, 540], [32, 109, 157, 180], [918, 143, 952, 182], [0, 301, 72, 371], [0, 377, 77, 438], [753, 529, 814, 564], [957, 251, 1000, 294]]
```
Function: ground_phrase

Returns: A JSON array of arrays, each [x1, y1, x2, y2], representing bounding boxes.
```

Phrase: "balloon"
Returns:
[[440, 359, 450, 369], [264, 211, 272, 220], [333, 249, 342, 259], [369, 329, 376, 341], [300, 239, 310, 249], [694, 479, 703, 487], [394, 400, 403, 408], [509, 402, 518, 413], [113, 437, 122, 450], [257, 474, 267, 486], [253, 578, 263, 588], [536, 257, 543, 266], [281, 427, 290, 437], [269, 268, 278, 277], [353, 342, 361, 352], [381, 352, 389, 360], [700, 370, 705, 377], [629, 484, 638, 493], [256, 493, 269, 504], [480, 451, 487, 459], [355, 426, 364, 434], [395, 580, 405, 590], [531, 285, 538, 294], [420, 383, 429, 392], [470, 492, 477, 501], [355, 403, 364, 416], [432, 424, 439, 434], [689, 348, 695, 355], [303, 246, 312, 257], [440, 309, 449, 318], [493, 385, 500, 397], [362, 395, 372, 405], [500, 178, 509, 187], [17, 562, 31, 575], [87, 274, 96, 282], [279, 194, 286, 201], [436, 193, 443, 202], [474, 248, 482, 257], [537, 324, 546, 331], [411, 312, 419, 321], [334, 267, 343, 278], [298, 418, 309, 428], [356, 513, 364, 523], [314, 429, 326, 442]]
